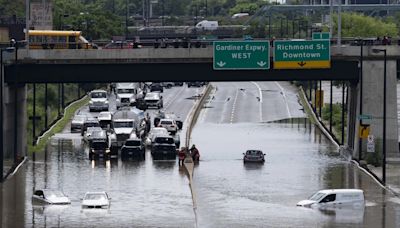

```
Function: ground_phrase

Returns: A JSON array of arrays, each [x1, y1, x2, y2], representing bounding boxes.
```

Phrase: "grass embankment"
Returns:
[[321, 103, 347, 143], [28, 96, 89, 154]]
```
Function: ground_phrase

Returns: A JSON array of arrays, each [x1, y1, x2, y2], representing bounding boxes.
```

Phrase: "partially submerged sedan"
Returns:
[[243, 150, 265, 163], [32, 189, 71, 205], [81, 191, 111, 209]]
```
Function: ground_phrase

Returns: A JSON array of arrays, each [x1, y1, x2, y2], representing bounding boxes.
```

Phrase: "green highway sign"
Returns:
[[273, 40, 330, 69], [358, 114, 372, 120], [312, 32, 330, 40], [213, 41, 270, 70]]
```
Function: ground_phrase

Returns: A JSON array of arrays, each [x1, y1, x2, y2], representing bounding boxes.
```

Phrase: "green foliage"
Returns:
[[229, 3, 259, 15], [321, 102, 347, 143], [333, 13, 399, 37]]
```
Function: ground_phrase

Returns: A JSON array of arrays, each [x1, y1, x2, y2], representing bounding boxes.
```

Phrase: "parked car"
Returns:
[[32, 189, 71, 205], [297, 189, 365, 208], [243, 150, 265, 163], [187, 81, 203, 87], [150, 83, 163, 92], [121, 136, 145, 159], [81, 117, 101, 136], [89, 90, 109, 112], [70, 115, 87, 133], [81, 192, 111, 209], [97, 111, 112, 129], [144, 92, 163, 109], [158, 118, 178, 135], [104, 40, 134, 49]]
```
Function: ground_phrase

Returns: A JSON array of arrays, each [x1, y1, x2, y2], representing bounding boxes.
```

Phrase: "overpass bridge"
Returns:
[[1, 44, 399, 175]]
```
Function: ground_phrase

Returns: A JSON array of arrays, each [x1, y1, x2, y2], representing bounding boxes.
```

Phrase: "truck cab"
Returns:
[[116, 83, 138, 109], [109, 110, 138, 150]]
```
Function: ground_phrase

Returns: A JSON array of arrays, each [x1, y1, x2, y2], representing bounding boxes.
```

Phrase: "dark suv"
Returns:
[[121, 137, 145, 160], [150, 83, 163, 92], [187, 81, 203, 87], [151, 135, 176, 160]]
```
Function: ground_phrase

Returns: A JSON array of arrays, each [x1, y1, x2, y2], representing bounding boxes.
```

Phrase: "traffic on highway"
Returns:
[[1, 81, 400, 227]]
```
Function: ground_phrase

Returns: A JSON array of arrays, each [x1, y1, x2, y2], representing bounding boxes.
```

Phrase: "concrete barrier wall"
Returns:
[[185, 84, 212, 147]]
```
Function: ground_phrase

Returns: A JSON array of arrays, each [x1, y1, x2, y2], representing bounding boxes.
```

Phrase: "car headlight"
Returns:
[[105, 100, 109, 104], [106, 149, 110, 153], [89, 101, 93, 104]]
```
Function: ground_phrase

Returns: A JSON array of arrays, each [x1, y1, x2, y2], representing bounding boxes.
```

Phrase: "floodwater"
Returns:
[[191, 119, 400, 228], [1, 82, 400, 227]]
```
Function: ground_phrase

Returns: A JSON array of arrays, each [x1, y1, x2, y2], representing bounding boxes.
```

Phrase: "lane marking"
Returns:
[[164, 86, 185, 111], [274, 82, 292, 119], [251, 82, 263, 122], [230, 88, 239, 124]]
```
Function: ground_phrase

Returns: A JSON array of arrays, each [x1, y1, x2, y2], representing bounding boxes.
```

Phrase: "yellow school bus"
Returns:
[[28, 30, 93, 49]]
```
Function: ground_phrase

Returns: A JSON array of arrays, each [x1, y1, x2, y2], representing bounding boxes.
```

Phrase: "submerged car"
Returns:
[[297, 189, 365, 208], [32, 189, 71, 205], [81, 191, 111, 209], [243, 150, 265, 163]]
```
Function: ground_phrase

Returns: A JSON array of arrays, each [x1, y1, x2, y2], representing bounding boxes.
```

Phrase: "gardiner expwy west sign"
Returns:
[[213, 41, 270, 70], [273, 40, 330, 69]]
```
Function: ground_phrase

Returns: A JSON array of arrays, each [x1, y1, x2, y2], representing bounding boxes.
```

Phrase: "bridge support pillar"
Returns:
[[353, 60, 399, 162], [3, 83, 27, 160]]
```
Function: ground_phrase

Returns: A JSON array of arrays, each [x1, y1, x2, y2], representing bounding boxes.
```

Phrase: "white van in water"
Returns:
[[297, 189, 364, 208]]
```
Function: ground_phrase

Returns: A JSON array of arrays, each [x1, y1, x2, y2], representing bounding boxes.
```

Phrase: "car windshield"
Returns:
[[85, 193, 106, 200], [246, 150, 262, 155], [308, 192, 326, 201], [145, 93, 159, 99], [73, 116, 86, 122], [91, 92, 106, 98], [114, 121, 134, 128], [125, 140, 141, 146], [86, 122, 100, 128], [99, 113, 111, 119], [152, 129, 168, 135], [117, 89, 134, 94], [155, 137, 174, 144], [160, 121, 173, 125], [45, 190, 65, 198]]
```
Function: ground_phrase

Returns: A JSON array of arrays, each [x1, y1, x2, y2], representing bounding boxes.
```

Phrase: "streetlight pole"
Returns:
[[358, 40, 364, 161], [372, 48, 387, 184], [13, 41, 18, 164]]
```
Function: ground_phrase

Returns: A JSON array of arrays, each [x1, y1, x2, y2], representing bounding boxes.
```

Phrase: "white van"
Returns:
[[195, 20, 218, 31], [297, 189, 365, 208]]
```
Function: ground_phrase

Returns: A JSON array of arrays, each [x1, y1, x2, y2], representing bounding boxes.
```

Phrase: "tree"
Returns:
[[332, 13, 398, 38]]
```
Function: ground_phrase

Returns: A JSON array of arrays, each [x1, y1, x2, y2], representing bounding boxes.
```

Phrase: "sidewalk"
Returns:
[[367, 163, 400, 195]]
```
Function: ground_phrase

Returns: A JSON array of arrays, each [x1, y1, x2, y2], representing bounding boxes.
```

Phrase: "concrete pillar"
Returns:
[[3, 83, 27, 159], [347, 82, 358, 151], [357, 60, 399, 160]]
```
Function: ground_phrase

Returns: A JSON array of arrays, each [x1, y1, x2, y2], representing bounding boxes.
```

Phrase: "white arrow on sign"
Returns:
[[216, 61, 226, 67], [257, 61, 267, 67]]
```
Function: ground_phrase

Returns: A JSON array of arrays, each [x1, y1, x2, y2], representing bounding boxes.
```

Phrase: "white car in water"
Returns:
[[81, 191, 111, 209], [297, 189, 365, 208], [32, 189, 71, 204]]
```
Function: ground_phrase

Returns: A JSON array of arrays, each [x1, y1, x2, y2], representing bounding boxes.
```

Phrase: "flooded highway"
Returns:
[[191, 82, 400, 228], [1, 82, 400, 227]]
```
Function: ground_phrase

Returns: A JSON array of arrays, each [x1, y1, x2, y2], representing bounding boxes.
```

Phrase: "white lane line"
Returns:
[[274, 82, 292, 119], [251, 81, 263, 122], [164, 86, 185, 111], [230, 89, 239, 124]]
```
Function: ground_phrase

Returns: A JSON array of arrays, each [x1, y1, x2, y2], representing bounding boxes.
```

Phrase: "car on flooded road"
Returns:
[[81, 192, 111, 209], [97, 111, 113, 129], [243, 150, 265, 163], [297, 189, 365, 209], [121, 136, 145, 160], [70, 114, 86, 133], [32, 189, 71, 205]]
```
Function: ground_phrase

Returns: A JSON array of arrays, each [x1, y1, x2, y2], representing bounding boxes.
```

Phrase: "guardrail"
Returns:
[[185, 84, 213, 147]]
